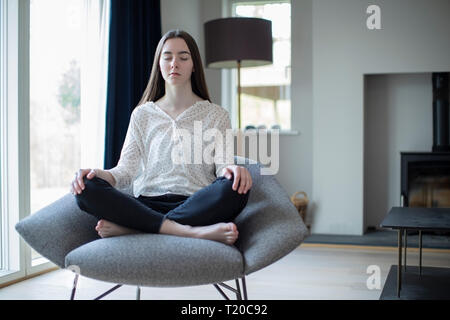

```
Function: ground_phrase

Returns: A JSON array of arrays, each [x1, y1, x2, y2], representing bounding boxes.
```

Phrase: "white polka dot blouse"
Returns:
[[107, 100, 235, 197]]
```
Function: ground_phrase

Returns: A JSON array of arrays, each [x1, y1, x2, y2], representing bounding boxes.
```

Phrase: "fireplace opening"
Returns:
[[408, 162, 450, 208], [401, 152, 450, 207]]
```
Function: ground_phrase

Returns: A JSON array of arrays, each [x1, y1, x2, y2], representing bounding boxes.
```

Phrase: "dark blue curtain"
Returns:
[[104, 0, 161, 169]]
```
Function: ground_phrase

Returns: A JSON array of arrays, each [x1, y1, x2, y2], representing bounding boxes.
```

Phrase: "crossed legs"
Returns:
[[75, 176, 250, 245]]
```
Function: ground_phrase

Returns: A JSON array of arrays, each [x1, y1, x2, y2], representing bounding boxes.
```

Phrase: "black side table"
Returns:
[[380, 207, 450, 298]]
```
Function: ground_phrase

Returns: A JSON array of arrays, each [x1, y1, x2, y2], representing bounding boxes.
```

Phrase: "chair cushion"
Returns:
[[65, 234, 244, 287]]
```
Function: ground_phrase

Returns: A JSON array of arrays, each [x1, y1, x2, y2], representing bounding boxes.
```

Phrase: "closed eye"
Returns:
[[163, 56, 189, 61]]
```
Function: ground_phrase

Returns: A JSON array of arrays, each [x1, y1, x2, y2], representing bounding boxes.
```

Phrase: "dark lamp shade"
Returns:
[[204, 17, 273, 69]]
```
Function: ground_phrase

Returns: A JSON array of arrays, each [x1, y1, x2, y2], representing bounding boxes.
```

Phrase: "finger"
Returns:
[[232, 168, 241, 191], [239, 170, 248, 194], [78, 178, 85, 191], [77, 169, 90, 190], [239, 168, 249, 194], [87, 169, 96, 179], [248, 173, 252, 192], [238, 170, 245, 194], [224, 168, 232, 180], [72, 181, 81, 194], [242, 171, 250, 194], [76, 179, 84, 194], [245, 171, 252, 193], [76, 170, 84, 190]]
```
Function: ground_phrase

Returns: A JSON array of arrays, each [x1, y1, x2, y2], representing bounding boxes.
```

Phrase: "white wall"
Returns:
[[160, 0, 223, 104], [275, 0, 313, 211], [161, 0, 202, 42], [312, 0, 450, 235]]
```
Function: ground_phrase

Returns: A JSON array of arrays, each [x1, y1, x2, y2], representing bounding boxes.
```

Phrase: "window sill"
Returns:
[[279, 130, 300, 136], [232, 129, 300, 136]]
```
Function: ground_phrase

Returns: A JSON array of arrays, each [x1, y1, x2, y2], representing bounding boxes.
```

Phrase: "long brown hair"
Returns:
[[137, 29, 211, 106]]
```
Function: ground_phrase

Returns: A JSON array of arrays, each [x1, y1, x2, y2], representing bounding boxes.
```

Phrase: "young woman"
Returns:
[[71, 30, 252, 245]]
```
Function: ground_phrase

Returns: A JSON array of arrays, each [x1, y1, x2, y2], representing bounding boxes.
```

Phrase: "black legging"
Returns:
[[75, 176, 250, 234]]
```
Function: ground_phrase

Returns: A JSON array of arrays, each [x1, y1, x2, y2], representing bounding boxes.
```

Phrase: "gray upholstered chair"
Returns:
[[15, 157, 307, 300]]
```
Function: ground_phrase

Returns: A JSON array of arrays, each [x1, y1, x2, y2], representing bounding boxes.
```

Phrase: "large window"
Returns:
[[1, 0, 109, 285], [29, 0, 83, 264], [232, 0, 291, 130]]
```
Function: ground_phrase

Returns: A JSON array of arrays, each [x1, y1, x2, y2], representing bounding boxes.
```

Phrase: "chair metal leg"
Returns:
[[70, 276, 123, 300], [241, 276, 248, 300], [397, 229, 403, 298], [404, 230, 407, 271], [136, 286, 141, 300], [70, 273, 79, 300], [213, 284, 230, 300], [235, 279, 242, 300], [213, 277, 248, 300], [419, 230, 423, 275], [71, 273, 248, 300], [93, 284, 123, 300]]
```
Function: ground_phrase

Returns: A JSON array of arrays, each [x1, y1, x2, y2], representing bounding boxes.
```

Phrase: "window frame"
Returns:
[[0, 0, 56, 287], [0, 0, 5, 273]]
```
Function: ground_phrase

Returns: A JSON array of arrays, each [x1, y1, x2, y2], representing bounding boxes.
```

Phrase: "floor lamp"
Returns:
[[204, 17, 273, 129]]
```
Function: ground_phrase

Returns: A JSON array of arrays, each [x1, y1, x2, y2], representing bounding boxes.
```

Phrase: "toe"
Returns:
[[228, 222, 237, 232]]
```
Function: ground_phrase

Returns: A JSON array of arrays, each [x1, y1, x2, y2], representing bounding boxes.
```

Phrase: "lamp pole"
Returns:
[[237, 60, 242, 129]]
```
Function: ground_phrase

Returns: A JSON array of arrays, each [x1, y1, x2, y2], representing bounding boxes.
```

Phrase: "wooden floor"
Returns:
[[0, 244, 449, 300]]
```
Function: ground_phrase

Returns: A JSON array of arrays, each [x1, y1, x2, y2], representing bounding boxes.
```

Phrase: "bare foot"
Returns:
[[95, 219, 140, 238], [190, 222, 239, 245]]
